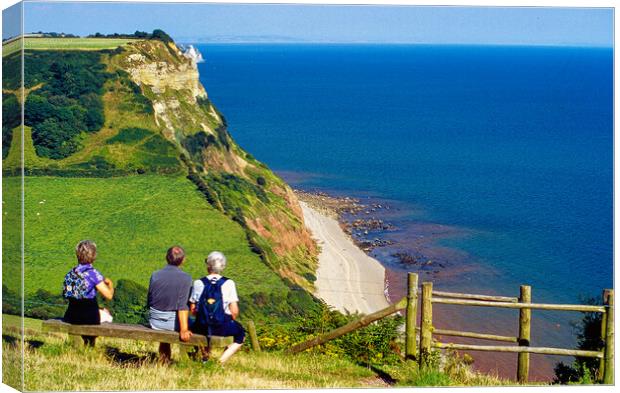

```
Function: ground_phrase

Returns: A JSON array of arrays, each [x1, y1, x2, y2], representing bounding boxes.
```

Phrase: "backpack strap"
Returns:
[[198, 276, 228, 300], [203, 276, 228, 286]]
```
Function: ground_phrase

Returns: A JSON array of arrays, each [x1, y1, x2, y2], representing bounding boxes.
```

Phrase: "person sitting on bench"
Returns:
[[190, 251, 245, 364], [62, 240, 115, 345], [147, 246, 193, 362]]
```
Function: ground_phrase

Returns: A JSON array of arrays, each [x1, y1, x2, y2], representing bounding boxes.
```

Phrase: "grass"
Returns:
[[3, 126, 56, 168], [3, 313, 42, 331], [2, 175, 290, 306], [2, 314, 382, 391], [2, 314, 513, 390], [2, 37, 138, 57]]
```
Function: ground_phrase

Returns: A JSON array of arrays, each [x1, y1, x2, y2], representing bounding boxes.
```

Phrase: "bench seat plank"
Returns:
[[42, 319, 233, 347]]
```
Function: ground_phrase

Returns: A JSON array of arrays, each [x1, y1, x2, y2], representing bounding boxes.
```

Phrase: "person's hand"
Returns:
[[104, 278, 113, 288], [179, 329, 193, 342]]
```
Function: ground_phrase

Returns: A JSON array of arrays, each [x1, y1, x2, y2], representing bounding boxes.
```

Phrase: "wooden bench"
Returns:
[[42, 319, 233, 356]]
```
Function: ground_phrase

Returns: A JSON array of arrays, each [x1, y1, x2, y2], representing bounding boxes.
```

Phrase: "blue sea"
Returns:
[[195, 44, 613, 378]]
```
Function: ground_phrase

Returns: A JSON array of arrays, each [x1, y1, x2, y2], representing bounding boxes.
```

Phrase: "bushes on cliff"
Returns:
[[106, 127, 152, 145], [23, 51, 111, 159], [255, 301, 403, 366], [106, 279, 149, 325], [151, 29, 173, 43], [2, 93, 20, 158], [182, 131, 218, 157], [2, 285, 65, 320]]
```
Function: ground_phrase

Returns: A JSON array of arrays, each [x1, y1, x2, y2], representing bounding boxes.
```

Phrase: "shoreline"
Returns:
[[298, 199, 390, 315], [295, 188, 558, 381]]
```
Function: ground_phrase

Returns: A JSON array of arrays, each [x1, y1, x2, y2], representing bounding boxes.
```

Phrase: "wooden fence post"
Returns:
[[598, 289, 610, 382], [517, 285, 532, 384], [405, 272, 419, 361], [420, 282, 433, 367], [247, 320, 261, 352], [603, 289, 614, 385]]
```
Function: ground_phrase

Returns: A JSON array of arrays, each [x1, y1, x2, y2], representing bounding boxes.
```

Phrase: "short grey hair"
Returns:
[[206, 251, 227, 274], [76, 240, 97, 265]]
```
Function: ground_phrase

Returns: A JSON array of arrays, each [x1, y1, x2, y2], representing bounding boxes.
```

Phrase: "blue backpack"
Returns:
[[197, 276, 229, 327], [62, 267, 90, 300]]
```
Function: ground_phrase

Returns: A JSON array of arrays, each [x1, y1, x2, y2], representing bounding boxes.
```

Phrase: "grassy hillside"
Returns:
[[2, 36, 318, 290], [2, 174, 308, 321]]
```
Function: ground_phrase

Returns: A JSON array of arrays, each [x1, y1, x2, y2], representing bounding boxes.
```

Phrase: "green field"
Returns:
[[2, 175, 289, 304], [2, 37, 136, 56]]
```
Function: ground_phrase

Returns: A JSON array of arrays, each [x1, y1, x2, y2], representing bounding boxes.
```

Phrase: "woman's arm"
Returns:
[[229, 301, 239, 320], [96, 278, 114, 300]]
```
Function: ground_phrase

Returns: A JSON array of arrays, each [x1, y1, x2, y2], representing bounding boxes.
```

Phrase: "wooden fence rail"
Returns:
[[287, 272, 613, 385], [431, 297, 607, 313], [422, 280, 614, 385], [286, 297, 408, 354]]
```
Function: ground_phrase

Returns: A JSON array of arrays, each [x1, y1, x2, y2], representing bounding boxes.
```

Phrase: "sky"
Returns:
[[1, 1, 614, 46]]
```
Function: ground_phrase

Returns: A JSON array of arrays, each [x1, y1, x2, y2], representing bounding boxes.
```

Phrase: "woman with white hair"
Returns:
[[189, 251, 245, 364]]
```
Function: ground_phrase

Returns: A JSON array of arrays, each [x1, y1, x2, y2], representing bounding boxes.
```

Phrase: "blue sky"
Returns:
[[5, 1, 614, 46]]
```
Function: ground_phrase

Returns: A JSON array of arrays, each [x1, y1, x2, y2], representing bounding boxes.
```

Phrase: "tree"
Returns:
[[24, 94, 54, 126], [151, 29, 173, 43]]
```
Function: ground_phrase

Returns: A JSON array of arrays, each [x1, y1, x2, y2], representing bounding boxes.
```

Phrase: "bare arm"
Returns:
[[95, 278, 114, 300], [178, 310, 192, 342], [229, 301, 239, 320]]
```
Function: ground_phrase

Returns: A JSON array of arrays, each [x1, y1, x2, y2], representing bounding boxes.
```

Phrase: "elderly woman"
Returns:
[[62, 240, 115, 346], [189, 251, 245, 364]]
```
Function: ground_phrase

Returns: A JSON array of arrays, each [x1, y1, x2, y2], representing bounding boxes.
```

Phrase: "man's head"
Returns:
[[166, 246, 185, 266], [206, 251, 227, 274], [76, 240, 97, 265]]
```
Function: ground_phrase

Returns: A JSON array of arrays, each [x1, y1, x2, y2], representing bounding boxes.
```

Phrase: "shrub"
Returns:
[[106, 127, 152, 145], [71, 156, 116, 171], [256, 176, 267, 187], [554, 295, 604, 384], [182, 131, 218, 157], [106, 279, 149, 325], [24, 94, 54, 125], [215, 126, 231, 150], [151, 29, 173, 43], [2, 286, 67, 320], [256, 301, 404, 367], [2, 285, 21, 315], [32, 118, 82, 159], [2, 93, 20, 158], [142, 134, 177, 155]]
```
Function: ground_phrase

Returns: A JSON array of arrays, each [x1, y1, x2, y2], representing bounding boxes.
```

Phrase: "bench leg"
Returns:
[[179, 345, 200, 359], [158, 343, 172, 363], [69, 334, 97, 348], [82, 335, 96, 347]]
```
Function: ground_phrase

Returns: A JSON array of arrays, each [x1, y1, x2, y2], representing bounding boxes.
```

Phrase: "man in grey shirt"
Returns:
[[147, 246, 193, 361]]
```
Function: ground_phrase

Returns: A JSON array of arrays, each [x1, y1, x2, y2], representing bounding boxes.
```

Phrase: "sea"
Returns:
[[194, 43, 613, 380]]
